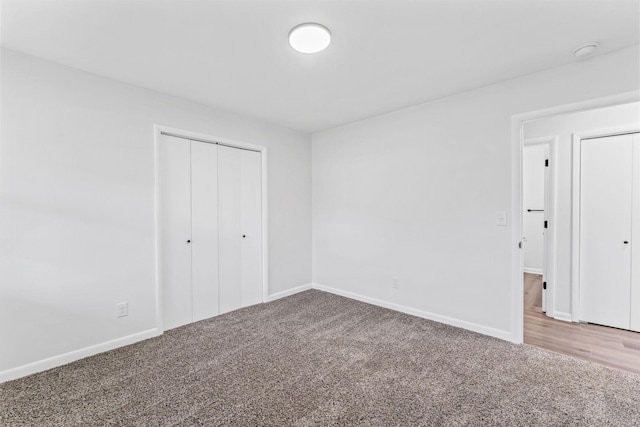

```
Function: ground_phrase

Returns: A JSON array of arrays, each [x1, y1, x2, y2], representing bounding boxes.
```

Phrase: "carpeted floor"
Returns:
[[1, 290, 639, 426]]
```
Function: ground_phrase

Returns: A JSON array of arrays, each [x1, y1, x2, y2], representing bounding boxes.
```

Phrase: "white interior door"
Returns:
[[523, 143, 549, 313], [579, 133, 633, 330], [218, 145, 262, 314], [159, 134, 192, 330], [523, 144, 546, 276], [190, 141, 219, 322], [631, 133, 640, 332]]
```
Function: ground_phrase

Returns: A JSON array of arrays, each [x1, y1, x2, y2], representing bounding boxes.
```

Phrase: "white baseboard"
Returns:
[[523, 268, 543, 275], [553, 311, 572, 322], [0, 328, 161, 384], [311, 283, 515, 343], [1, 283, 516, 383], [265, 283, 313, 302], [2, 285, 314, 384]]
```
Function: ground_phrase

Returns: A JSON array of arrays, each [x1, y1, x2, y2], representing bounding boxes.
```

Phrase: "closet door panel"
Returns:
[[240, 150, 262, 307], [191, 141, 219, 322], [579, 134, 632, 329], [218, 145, 242, 314], [159, 135, 192, 330], [631, 134, 640, 332]]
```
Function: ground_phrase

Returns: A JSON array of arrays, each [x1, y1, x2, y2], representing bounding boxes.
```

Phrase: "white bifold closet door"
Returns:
[[190, 141, 220, 323], [159, 135, 194, 330], [160, 135, 219, 330], [218, 145, 262, 314], [579, 133, 639, 332], [159, 135, 262, 331]]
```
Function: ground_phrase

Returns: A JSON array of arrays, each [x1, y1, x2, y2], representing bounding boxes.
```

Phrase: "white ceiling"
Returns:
[[2, 0, 639, 133]]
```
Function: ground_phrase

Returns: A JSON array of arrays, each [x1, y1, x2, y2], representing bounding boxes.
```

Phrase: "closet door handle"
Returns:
[[242, 235, 246, 238], [187, 240, 191, 244], [623, 241, 629, 244]]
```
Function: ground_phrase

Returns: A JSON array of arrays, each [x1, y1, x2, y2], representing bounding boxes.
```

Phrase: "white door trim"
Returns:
[[510, 91, 639, 344], [571, 127, 639, 323], [153, 125, 269, 334], [523, 136, 557, 318]]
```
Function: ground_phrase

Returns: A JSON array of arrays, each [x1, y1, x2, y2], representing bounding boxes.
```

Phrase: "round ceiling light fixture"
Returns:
[[288, 23, 331, 54], [573, 42, 599, 58]]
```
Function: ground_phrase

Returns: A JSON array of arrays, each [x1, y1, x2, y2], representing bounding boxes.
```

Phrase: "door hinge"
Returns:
[[544, 220, 548, 229], [543, 281, 547, 290], [545, 159, 549, 167]]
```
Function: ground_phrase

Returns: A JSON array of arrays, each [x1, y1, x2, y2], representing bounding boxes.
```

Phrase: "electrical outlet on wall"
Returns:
[[496, 211, 508, 226], [116, 301, 128, 318], [392, 277, 399, 289]]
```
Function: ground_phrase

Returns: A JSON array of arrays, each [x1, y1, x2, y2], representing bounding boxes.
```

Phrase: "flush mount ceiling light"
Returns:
[[573, 42, 599, 58], [288, 23, 331, 54]]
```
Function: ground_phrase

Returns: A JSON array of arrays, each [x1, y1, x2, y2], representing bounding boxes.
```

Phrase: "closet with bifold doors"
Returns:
[[159, 134, 262, 331]]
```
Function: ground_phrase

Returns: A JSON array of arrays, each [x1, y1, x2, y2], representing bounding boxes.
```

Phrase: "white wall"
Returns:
[[522, 144, 546, 273], [0, 49, 312, 378], [312, 46, 640, 341], [523, 102, 640, 318]]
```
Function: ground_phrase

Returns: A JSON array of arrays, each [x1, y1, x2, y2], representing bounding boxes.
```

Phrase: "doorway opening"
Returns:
[[511, 93, 640, 374], [522, 137, 555, 319]]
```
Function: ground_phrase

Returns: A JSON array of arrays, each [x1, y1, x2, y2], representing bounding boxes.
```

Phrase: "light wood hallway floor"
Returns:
[[524, 273, 640, 375]]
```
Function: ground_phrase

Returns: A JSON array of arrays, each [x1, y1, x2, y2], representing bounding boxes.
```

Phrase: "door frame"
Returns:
[[571, 126, 639, 322], [153, 124, 269, 334], [510, 91, 639, 344], [523, 136, 557, 317]]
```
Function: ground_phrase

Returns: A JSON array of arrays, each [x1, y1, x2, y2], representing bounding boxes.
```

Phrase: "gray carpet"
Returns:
[[1, 290, 639, 426]]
